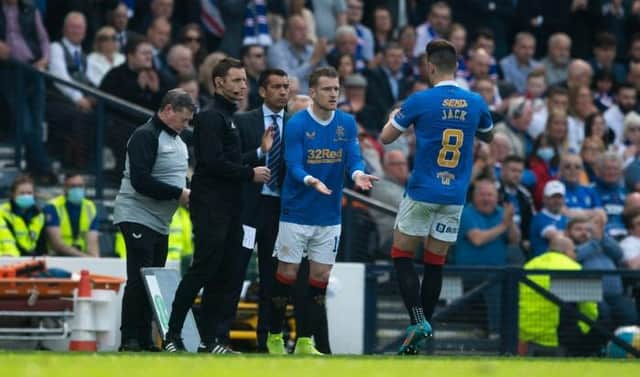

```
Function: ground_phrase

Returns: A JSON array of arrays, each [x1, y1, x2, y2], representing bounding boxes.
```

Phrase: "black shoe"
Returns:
[[197, 341, 240, 354], [162, 334, 186, 353], [140, 343, 162, 352], [119, 338, 142, 352]]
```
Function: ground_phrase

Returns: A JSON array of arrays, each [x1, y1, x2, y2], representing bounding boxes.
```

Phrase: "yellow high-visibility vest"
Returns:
[[46, 195, 96, 253], [519, 251, 598, 347], [0, 202, 45, 257]]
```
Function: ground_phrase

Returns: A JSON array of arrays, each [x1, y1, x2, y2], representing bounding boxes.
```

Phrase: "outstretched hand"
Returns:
[[308, 177, 332, 195], [354, 173, 379, 191]]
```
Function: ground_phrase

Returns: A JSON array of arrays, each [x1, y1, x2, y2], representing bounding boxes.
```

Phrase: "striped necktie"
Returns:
[[267, 114, 281, 190]]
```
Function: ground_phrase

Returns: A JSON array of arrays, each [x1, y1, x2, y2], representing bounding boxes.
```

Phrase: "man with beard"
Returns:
[[604, 83, 637, 146]]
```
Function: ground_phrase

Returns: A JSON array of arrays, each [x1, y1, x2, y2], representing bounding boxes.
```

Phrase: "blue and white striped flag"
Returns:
[[242, 0, 271, 46], [201, 0, 225, 38]]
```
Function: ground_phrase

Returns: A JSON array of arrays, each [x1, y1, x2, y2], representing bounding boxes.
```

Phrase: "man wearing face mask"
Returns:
[[0, 175, 46, 256], [43, 173, 100, 257]]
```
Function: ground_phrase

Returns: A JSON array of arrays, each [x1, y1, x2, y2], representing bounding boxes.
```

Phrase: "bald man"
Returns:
[[548, 235, 576, 260], [564, 59, 593, 90], [267, 15, 327, 92]]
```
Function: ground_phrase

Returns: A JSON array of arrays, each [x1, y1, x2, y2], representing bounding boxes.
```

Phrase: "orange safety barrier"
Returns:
[[0, 274, 125, 298]]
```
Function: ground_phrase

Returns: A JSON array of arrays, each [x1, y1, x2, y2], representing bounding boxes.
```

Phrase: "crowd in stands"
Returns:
[[1, 0, 640, 352]]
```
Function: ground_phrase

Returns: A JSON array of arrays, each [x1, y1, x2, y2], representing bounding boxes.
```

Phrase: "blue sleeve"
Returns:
[[284, 117, 309, 184], [344, 115, 365, 176], [575, 240, 600, 262], [601, 236, 625, 264], [460, 206, 481, 237], [89, 215, 99, 231], [477, 97, 494, 133], [43, 204, 60, 227], [392, 93, 421, 131]]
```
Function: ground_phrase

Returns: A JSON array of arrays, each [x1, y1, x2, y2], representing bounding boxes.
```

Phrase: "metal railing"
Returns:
[[364, 265, 640, 357], [7, 59, 154, 199]]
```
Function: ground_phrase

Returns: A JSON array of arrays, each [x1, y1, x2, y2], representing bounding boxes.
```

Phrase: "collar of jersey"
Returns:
[[434, 80, 459, 87], [306, 107, 335, 126]]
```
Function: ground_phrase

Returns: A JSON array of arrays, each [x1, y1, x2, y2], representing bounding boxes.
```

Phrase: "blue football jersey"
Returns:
[[392, 81, 493, 205], [281, 108, 365, 226]]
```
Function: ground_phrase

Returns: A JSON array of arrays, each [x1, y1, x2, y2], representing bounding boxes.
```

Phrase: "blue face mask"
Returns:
[[537, 147, 555, 162], [67, 187, 85, 204], [14, 194, 35, 209]]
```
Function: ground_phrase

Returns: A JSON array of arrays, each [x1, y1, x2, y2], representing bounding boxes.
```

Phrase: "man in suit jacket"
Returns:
[[364, 42, 412, 128], [210, 68, 290, 349]]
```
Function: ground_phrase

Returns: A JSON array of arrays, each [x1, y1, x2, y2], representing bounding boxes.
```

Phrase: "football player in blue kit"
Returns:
[[380, 39, 495, 355], [266, 67, 378, 355]]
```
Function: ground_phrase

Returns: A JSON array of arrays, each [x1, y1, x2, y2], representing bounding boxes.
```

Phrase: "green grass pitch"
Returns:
[[1, 354, 638, 377]]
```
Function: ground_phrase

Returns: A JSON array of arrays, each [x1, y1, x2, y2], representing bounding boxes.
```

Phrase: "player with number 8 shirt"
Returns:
[[379, 39, 495, 355]]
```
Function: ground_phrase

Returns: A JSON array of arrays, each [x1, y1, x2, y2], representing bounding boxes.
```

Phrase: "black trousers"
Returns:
[[168, 194, 243, 345], [119, 222, 169, 345], [211, 195, 281, 346]]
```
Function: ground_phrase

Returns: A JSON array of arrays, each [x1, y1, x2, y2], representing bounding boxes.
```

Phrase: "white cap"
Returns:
[[544, 180, 566, 197]]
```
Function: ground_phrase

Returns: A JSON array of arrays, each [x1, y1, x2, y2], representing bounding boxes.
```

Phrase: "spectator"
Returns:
[[241, 44, 266, 111], [338, 73, 380, 134], [557, 154, 602, 220], [567, 85, 598, 150], [43, 172, 99, 257], [464, 47, 494, 89], [46, 11, 94, 171], [398, 25, 417, 78], [541, 33, 572, 86], [311, 0, 347, 41], [0, 0, 54, 180], [544, 109, 571, 154], [0, 174, 45, 256], [370, 149, 407, 250], [364, 43, 411, 128], [623, 114, 640, 190], [179, 23, 207, 68], [627, 61, 640, 93], [526, 71, 547, 103], [584, 112, 615, 150], [455, 179, 520, 337], [161, 44, 195, 89], [518, 235, 600, 356], [499, 32, 541, 94], [146, 17, 171, 72], [335, 53, 356, 92], [449, 23, 467, 79], [133, 0, 178, 37], [604, 83, 638, 147], [497, 155, 535, 253], [346, 0, 374, 62], [371, 6, 393, 57], [592, 152, 627, 239], [567, 216, 638, 329], [107, 2, 133, 52], [177, 73, 200, 110], [100, 35, 168, 177], [530, 85, 570, 140], [288, 0, 316, 43], [620, 209, 640, 269], [562, 59, 593, 91], [579, 137, 605, 184], [529, 133, 561, 208], [495, 97, 534, 158], [473, 78, 503, 121], [327, 25, 366, 73], [590, 32, 626, 85], [86, 26, 125, 87], [470, 28, 500, 81], [413, 1, 451, 58], [288, 93, 312, 114], [529, 180, 569, 257], [267, 14, 327, 93], [592, 69, 616, 111]]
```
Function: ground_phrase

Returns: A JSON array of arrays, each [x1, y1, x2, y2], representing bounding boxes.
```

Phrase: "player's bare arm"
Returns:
[[380, 108, 403, 144]]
